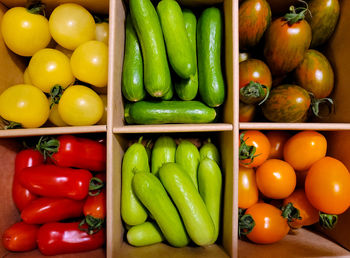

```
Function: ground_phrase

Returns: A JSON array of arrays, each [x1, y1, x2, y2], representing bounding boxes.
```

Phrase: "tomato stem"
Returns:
[[283, 0, 310, 25], [319, 212, 338, 229], [239, 133, 261, 165], [238, 208, 255, 238], [26, 1, 46, 16], [281, 202, 302, 223], [2, 120, 22, 130], [309, 92, 334, 118], [36, 136, 60, 160], [89, 177, 105, 196], [49, 85, 64, 109], [240, 81, 270, 105], [79, 216, 104, 235]]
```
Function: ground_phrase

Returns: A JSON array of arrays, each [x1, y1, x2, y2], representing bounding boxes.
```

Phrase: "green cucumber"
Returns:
[[121, 138, 149, 226], [199, 138, 220, 165], [175, 139, 200, 189], [161, 81, 174, 100], [130, 0, 171, 97], [122, 14, 146, 102], [197, 7, 225, 107], [132, 172, 190, 247], [159, 163, 215, 246], [174, 9, 198, 101], [198, 158, 222, 243], [151, 136, 176, 177], [127, 221, 164, 247], [157, 0, 196, 79], [124, 100, 216, 124]]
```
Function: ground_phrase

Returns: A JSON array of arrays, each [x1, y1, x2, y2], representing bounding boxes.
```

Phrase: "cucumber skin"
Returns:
[[121, 142, 149, 226], [157, 0, 196, 79], [130, 0, 171, 97], [124, 100, 216, 124], [127, 221, 164, 247], [199, 139, 221, 165], [159, 163, 215, 246], [175, 9, 198, 101], [175, 140, 200, 189], [197, 7, 225, 107], [151, 136, 177, 177], [122, 15, 146, 102], [198, 158, 222, 243], [132, 172, 190, 247]]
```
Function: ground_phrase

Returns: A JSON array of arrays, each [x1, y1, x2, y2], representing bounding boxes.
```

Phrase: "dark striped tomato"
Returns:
[[295, 49, 334, 99], [239, 0, 271, 50]]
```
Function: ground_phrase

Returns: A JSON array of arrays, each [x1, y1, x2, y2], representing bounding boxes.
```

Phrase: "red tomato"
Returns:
[[37, 222, 105, 255], [305, 157, 350, 215], [283, 130, 327, 171], [256, 159, 296, 199], [82, 188, 106, 234], [245, 203, 290, 244], [21, 197, 84, 224], [2, 222, 39, 252], [239, 101, 256, 122], [239, 130, 271, 168], [238, 166, 259, 209], [266, 131, 291, 159]]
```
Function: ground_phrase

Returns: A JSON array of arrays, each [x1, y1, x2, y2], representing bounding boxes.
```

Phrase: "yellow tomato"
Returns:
[[95, 22, 109, 45], [23, 68, 32, 84], [28, 48, 75, 93], [97, 94, 107, 125], [55, 44, 73, 59], [49, 3, 95, 50], [58, 85, 103, 126], [1, 7, 51, 56], [48, 102, 68, 127], [70, 40, 108, 87], [0, 84, 49, 128]]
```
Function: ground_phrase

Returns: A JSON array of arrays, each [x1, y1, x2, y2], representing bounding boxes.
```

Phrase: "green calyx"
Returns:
[[240, 81, 270, 105], [49, 85, 64, 109], [239, 133, 260, 165], [89, 177, 105, 196], [283, 0, 310, 25], [309, 92, 334, 118], [26, 0, 46, 15], [35, 136, 60, 160], [281, 202, 302, 222], [319, 212, 338, 230], [238, 208, 255, 238], [79, 216, 104, 235]]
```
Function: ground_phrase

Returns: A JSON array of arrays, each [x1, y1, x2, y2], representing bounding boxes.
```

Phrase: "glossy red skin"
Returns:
[[19, 164, 93, 200], [239, 0, 271, 50], [262, 84, 311, 122], [21, 197, 84, 224], [264, 17, 312, 76], [51, 135, 106, 172], [295, 49, 334, 99], [13, 149, 44, 211], [84, 188, 106, 219], [2, 222, 39, 252], [37, 222, 105, 255]]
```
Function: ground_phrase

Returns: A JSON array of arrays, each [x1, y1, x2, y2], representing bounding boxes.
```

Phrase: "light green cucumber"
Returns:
[[175, 139, 200, 189], [199, 138, 220, 165], [197, 7, 225, 107], [121, 138, 149, 226], [151, 136, 176, 177], [127, 221, 165, 247], [159, 163, 215, 246], [122, 14, 146, 102], [130, 0, 171, 97], [132, 172, 190, 247], [161, 81, 174, 100], [175, 9, 198, 101], [157, 0, 196, 79], [198, 158, 222, 243]]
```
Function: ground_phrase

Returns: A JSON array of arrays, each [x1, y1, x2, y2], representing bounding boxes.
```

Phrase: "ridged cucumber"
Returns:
[[132, 172, 190, 247], [157, 0, 196, 79], [151, 136, 177, 177], [130, 0, 171, 97], [159, 163, 215, 246], [124, 100, 216, 124], [197, 7, 225, 107], [199, 138, 220, 165], [122, 14, 145, 102], [127, 221, 164, 247]]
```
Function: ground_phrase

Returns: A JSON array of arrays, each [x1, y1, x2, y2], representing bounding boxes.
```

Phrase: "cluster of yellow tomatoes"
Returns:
[[238, 130, 350, 244], [0, 3, 109, 128]]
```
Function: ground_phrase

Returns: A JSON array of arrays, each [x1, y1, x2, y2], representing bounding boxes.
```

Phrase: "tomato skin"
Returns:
[[2, 222, 39, 252], [19, 164, 93, 200], [239, 101, 256, 122], [21, 197, 84, 224], [305, 157, 350, 215], [97, 94, 107, 125], [283, 189, 319, 228], [239, 0, 271, 50], [256, 159, 296, 199], [245, 203, 289, 244], [295, 49, 334, 99], [48, 101, 68, 127], [238, 166, 259, 209], [266, 131, 291, 160], [1, 7, 51, 56], [95, 22, 109, 45], [283, 131, 327, 171], [37, 222, 105, 256], [264, 17, 311, 76], [262, 84, 311, 122], [84, 188, 106, 220]]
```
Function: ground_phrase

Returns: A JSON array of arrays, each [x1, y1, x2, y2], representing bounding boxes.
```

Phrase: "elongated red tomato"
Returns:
[[21, 197, 84, 224], [2, 222, 39, 252], [19, 164, 93, 200], [37, 222, 105, 255]]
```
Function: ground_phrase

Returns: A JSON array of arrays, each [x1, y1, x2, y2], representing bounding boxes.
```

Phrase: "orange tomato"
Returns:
[[256, 159, 296, 199], [305, 156, 350, 215], [266, 131, 291, 159], [283, 189, 319, 228], [245, 203, 289, 244], [283, 131, 327, 171], [238, 166, 259, 209], [239, 130, 271, 168]]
